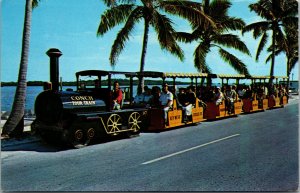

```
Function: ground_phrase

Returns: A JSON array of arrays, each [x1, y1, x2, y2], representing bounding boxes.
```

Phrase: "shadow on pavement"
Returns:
[[1, 132, 139, 153], [1, 133, 69, 152]]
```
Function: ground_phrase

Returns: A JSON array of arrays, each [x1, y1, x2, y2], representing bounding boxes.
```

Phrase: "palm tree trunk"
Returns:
[[269, 25, 276, 85], [286, 59, 291, 94], [2, 0, 32, 137], [138, 19, 150, 93]]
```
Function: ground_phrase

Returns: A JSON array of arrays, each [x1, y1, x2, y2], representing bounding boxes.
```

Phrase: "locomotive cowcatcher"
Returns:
[[31, 48, 148, 148]]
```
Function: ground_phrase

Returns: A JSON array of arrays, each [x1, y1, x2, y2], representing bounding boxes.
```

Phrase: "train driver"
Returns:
[[112, 81, 123, 110], [159, 83, 173, 122]]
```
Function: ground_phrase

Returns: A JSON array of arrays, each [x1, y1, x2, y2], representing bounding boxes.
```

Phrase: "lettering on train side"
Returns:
[[70, 96, 94, 101], [170, 115, 181, 120], [70, 96, 96, 105], [193, 112, 200, 116], [236, 105, 242, 109]]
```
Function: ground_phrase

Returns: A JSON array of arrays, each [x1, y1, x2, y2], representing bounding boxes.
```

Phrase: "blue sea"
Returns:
[[1, 85, 144, 112], [1, 84, 210, 112], [1, 86, 76, 112]]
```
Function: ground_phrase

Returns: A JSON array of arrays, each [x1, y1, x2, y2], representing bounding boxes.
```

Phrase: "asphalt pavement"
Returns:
[[1, 98, 299, 191]]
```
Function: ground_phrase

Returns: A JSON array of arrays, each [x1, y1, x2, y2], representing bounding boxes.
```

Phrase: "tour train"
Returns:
[[31, 49, 289, 148]]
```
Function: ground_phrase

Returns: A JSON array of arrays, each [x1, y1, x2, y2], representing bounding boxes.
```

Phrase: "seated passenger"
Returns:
[[225, 85, 237, 114], [143, 86, 153, 106], [203, 86, 214, 103], [278, 84, 285, 98], [177, 88, 186, 108], [170, 85, 182, 108], [214, 87, 224, 105], [79, 83, 86, 90], [133, 86, 144, 105], [149, 86, 161, 107], [111, 81, 123, 110], [237, 85, 245, 99], [94, 80, 100, 88], [159, 83, 173, 122], [182, 86, 196, 122], [243, 85, 253, 99]]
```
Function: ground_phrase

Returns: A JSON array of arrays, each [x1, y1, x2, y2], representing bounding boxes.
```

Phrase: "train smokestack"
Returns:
[[46, 48, 62, 91]]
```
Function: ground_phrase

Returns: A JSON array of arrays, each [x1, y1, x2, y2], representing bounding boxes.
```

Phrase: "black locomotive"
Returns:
[[32, 49, 148, 148]]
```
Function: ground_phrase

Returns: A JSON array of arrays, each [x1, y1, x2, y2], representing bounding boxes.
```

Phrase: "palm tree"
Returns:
[[174, 0, 250, 75], [284, 26, 298, 83], [242, 0, 298, 84], [2, 0, 41, 137], [266, 23, 298, 92], [98, 0, 214, 92]]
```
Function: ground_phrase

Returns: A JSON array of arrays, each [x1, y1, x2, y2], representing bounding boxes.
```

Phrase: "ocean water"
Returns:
[[1, 84, 195, 112], [1, 86, 75, 112], [1, 85, 143, 112]]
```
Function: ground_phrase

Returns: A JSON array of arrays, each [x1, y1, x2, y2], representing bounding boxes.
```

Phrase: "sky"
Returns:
[[1, 0, 299, 83]]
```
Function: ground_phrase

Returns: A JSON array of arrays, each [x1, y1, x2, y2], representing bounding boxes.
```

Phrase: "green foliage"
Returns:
[[242, 0, 298, 79], [175, 0, 250, 75], [98, 0, 214, 67], [32, 0, 41, 9], [1, 79, 190, 87]]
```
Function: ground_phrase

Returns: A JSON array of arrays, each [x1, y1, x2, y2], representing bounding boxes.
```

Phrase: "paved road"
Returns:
[[1, 99, 298, 191]]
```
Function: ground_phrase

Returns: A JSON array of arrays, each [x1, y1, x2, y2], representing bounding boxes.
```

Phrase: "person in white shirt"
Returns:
[[214, 87, 224, 105], [159, 83, 173, 121]]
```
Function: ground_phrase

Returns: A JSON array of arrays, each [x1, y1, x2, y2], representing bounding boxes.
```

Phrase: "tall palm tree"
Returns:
[[174, 0, 250, 75], [2, 0, 41, 137], [242, 0, 298, 84], [265, 23, 298, 92], [284, 26, 298, 82], [98, 0, 214, 92]]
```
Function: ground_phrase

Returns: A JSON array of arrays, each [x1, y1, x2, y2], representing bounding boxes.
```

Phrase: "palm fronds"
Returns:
[[218, 48, 249, 75], [174, 0, 250, 75], [242, 21, 269, 37], [97, 4, 135, 36], [152, 11, 184, 61], [212, 34, 251, 56], [160, 0, 216, 29], [32, 0, 41, 9], [109, 7, 143, 66], [255, 32, 268, 61]]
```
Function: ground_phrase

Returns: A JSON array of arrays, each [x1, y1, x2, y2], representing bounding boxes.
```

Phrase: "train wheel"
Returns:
[[87, 128, 96, 139], [128, 112, 141, 133], [72, 128, 87, 148], [107, 114, 122, 135]]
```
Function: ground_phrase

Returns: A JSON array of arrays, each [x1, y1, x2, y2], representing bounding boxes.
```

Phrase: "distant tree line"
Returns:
[[1, 79, 190, 87]]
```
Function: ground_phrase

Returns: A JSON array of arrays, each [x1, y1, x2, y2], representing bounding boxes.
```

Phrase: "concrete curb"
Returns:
[[1, 120, 40, 148]]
